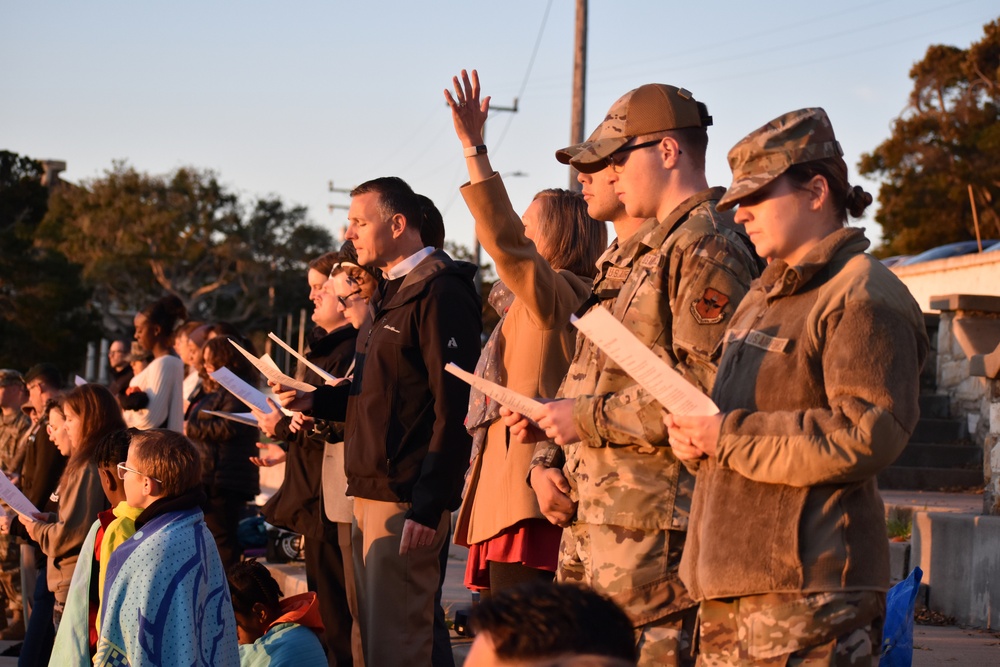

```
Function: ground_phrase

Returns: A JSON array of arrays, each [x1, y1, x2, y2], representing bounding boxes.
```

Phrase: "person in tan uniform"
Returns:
[[665, 108, 929, 666], [508, 84, 760, 667]]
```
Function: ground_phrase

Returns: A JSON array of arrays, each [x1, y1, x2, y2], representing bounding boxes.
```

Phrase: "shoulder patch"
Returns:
[[691, 288, 730, 325]]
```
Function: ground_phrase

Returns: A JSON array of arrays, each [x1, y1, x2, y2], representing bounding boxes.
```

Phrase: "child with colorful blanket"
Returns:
[[94, 429, 239, 666]]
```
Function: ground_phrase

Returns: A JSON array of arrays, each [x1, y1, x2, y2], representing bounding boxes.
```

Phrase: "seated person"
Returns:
[[465, 582, 637, 667], [94, 429, 239, 666], [227, 559, 327, 667]]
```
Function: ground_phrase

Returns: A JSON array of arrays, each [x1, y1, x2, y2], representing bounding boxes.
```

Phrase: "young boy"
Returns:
[[94, 429, 239, 666]]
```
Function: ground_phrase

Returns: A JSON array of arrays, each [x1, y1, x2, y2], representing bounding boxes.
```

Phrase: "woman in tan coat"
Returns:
[[446, 70, 607, 594]]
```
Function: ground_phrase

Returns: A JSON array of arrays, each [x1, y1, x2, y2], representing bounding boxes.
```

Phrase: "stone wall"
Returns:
[[931, 295, 1000, 515]]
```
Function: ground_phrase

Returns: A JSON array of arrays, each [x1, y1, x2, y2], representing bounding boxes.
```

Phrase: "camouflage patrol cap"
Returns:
[[717, 107, 844, 211], [556, 84, 712, 172], [0, 369, 24, 387]]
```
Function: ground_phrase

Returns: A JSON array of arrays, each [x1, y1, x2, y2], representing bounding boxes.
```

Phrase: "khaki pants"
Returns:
[[352, 498, 450, 667]]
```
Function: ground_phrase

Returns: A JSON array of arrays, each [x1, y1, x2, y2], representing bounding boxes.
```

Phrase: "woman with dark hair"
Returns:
[[664, 108, 929, 663], [21, 385, 122, 629], [447, 71, 608, 595], [125, 294, 187, 431], [186, 336, 260, 569], [228, 559, 326, 666]]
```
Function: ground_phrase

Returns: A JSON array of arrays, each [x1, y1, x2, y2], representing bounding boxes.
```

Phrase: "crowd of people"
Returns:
[[0, 69, 928, 667]]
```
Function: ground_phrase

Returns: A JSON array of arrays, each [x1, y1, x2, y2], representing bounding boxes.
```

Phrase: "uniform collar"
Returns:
[[759, 227, 870, 299]]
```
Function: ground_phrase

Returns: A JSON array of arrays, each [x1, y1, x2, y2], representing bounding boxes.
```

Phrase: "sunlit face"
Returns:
[[27, 379, 52, 415], [608, 138, 665, 219], [311, 277, 345, 331], [63, 404, 84, 452], [47, 409, 72, 457], [345, 192, 396, 269], [202, 348, 218, 376], [463, 632, 507, 667], [577, 166, 625, 223], [307, 268, 327, 306], [521, 199, 549, 261], [133, 313, 157, 352], [122, 452, 150, 508], [172, 332, 189, 362], [332, 273, 368, 330], [0, 382, 26, 411], [732, 176, 815, 264], [186, 339, 203, 371]]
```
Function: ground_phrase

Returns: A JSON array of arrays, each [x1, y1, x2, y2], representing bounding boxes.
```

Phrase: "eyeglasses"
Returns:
[[606, 139, 662, 173], [117, 462, 162, 485], [336, 289, 363, 308]]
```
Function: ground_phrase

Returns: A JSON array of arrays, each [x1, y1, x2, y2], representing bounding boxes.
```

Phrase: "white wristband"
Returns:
[[463, 144, 487, 158]]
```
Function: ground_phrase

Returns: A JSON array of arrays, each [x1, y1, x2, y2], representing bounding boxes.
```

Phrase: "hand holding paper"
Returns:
[[228, 339, 316, 393], [268, 333, 344, 386], [570, 308, 719, 416]]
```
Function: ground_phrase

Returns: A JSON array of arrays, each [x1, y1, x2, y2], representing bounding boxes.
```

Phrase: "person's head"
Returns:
[[128, 341, 154, 376], [186, 324, 211, 374], [524, 189, 607, 279], [173, 321, 204, 366], [135, 294, 187, 355], [93, 428, 137, 506], [346, 177, 425, 270], [564, 84, 712, 220], [330, 270, 369, 330], [108, 340, 131, 372], [227, 558, 284, 644], [122, 429, 202, 508], [307, 251, 341, 306], [24, 363, 62, 415], [417, 193, 445, 249], [0, 370, 26, 412], [202, 336, 257, 386], [62, 383, 127, 475], [717, 107, 873, 265], [44, 400, 71, 458], [557, 128, 629, 225], [465, 582, 637, 667]]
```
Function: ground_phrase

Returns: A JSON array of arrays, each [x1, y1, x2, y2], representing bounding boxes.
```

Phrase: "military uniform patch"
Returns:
[[605, 266, 631, 282], [691, 288, 730, 325], [639, 252, 661, 269]]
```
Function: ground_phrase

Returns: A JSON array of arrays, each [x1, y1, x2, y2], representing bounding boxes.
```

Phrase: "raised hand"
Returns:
[[444, 68, 490, 148]]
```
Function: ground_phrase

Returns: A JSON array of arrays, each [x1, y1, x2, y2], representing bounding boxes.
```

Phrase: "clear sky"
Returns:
[[3, 1, 997, 253]]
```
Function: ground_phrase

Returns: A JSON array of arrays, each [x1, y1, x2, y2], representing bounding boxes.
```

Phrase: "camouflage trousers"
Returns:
[[696, 591, 885, 666], [0, 532, 20, 613], [559, 522, 697, 667]]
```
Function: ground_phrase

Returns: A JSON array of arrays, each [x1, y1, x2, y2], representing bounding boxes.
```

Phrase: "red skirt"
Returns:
[[464, 518, 563, 591]]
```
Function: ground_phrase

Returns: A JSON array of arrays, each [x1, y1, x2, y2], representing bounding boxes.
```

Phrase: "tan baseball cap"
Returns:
[[555, 84, 712, 173], [717, 107, 844, 212]]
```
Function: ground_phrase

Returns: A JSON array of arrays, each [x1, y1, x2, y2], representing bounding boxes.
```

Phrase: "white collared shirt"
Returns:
[[385, 246, 435, 281]]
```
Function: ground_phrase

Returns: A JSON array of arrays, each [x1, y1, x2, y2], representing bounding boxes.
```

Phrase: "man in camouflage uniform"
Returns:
[[0, 370, 29, 638], [522, 85, 760, 667]]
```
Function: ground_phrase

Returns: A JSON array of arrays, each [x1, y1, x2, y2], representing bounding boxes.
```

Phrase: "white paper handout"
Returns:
[[227, 339, 317, 393], [202, 410, 259, 428], [444, 363, 545, 420], [209, 367, 278, 414], [0, 472, 40, 518], [571, 308, 719, 416], [267, 333, 344, 386]]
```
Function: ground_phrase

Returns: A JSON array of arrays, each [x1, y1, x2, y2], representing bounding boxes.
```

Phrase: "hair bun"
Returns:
[[846, 185, 873, 218]]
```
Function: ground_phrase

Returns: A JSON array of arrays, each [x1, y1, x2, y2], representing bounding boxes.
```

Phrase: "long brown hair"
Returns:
[[62, 384, 127, 477], [532, 189, 608, 279]]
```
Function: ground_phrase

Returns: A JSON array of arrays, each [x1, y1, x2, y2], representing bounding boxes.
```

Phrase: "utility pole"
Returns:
[[569, 0, 587, 191]]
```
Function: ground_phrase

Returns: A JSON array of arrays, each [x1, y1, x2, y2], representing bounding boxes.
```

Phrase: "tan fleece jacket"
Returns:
[[680, 227, 929, 600]]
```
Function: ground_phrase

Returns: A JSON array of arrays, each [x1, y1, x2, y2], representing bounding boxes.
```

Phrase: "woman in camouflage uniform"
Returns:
[[665, 108, 929, 666]]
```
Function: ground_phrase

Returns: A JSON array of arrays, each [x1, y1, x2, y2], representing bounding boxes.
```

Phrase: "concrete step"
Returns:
[[910, 418, 966, 444], [877, 467, 984, 491], [918, 394, 951, 420], [892, 443, 982, 469]]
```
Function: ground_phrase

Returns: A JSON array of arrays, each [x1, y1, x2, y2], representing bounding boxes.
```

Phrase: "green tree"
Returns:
[[859, 19, 1000, 256], [0, 151, 97, 371], [39, 162, 334, 331]]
